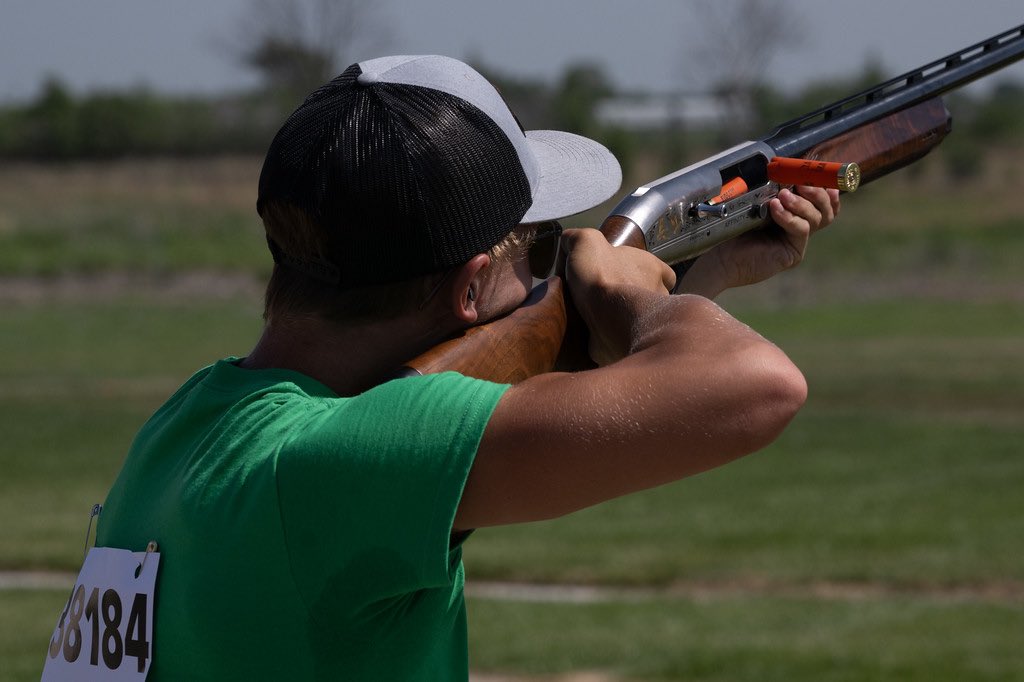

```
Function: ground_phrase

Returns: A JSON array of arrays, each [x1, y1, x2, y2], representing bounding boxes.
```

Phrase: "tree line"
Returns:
[[6, 0, 1022, 177], [2, 63, 1022, 181]]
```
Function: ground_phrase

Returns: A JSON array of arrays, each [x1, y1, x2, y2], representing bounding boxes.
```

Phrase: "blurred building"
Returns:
[[595, 92, 750, 131]]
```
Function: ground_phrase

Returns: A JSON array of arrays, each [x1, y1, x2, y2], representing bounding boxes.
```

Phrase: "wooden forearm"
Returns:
[[804, 98, 951, 185]]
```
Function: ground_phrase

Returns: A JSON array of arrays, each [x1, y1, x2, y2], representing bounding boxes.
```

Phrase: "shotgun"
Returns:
[[402, 23, 1024, 383]]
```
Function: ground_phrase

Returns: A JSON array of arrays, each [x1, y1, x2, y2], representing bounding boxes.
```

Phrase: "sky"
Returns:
[[2, 1, 1023, 103]]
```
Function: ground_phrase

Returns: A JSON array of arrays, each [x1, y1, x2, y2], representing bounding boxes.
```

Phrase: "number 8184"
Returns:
[[48, 583, 150, 673]]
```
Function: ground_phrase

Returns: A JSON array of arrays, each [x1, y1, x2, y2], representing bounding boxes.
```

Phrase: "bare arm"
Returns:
[[454, 231, 807, 529], [454, 184, 839, 530]]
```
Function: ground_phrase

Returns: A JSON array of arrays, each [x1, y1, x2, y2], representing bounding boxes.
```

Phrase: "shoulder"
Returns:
[[281, 371, 509, 462], [357, 372, 509, 415]]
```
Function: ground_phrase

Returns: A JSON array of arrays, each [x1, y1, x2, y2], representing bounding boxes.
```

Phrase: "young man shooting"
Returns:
[[97, 55, 839, 680]]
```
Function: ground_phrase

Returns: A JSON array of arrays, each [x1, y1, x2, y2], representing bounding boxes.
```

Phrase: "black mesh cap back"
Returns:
[[257, 64, 533, 286]]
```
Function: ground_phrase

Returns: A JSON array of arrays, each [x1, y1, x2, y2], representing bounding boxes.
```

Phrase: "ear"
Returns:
[[447, 253, 490, 325]]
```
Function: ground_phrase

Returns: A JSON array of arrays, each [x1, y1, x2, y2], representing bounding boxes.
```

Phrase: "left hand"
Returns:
[[679, 185, 840, 298]]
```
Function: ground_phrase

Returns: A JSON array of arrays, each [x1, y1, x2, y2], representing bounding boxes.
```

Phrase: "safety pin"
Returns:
[[82, 504, 102, 561], [136, 541, 159, 579]]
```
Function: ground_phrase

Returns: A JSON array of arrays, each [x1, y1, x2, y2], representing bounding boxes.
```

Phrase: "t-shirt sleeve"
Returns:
[[275, 372, 508, 614]]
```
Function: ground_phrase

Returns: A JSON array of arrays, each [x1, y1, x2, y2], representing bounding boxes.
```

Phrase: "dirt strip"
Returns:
[[0, 571, 77, 590], [466, 579, 1024, 606], [0, 272, 265, 304], [470, 674, 614, 682], [6, 571, 1022, 605], [2, 270, 1023, 306]]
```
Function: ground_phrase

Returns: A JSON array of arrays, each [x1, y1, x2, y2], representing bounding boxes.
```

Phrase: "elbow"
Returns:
[[735, 344, 808, 452], [770, 356, 808, 426]]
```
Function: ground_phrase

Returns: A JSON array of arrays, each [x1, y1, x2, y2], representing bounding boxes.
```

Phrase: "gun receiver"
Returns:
[[609, 23, 1024, 269]]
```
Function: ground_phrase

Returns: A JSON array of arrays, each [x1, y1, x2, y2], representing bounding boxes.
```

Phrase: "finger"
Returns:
[[808, 186, 836, 229], [556, 228, 581, 278], [772, 190, 815, 238], [769, 194, 811, 265], [828, 188, 841, 220], [559, 228, 600, 282], [559, 227, 605, 263], [656, 256, 676, 292], [790, 186, 831, 231], [559, 227, 601, 252], [795, 185, 840, 231], [618, 245, 675, 293], [562, 229, 674, 294]]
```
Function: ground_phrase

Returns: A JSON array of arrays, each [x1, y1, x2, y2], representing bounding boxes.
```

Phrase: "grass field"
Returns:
[[1, 152, 1022, 680]]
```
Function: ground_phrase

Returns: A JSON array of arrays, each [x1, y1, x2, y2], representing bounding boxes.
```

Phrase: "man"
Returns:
[[97, 55, 838, 679]]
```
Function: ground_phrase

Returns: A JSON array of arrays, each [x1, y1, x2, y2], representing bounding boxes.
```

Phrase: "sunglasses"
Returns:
[[527, 220, 563, 279]]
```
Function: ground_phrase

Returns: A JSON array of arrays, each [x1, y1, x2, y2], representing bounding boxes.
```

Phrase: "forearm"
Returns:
[[668, 257, 727, 299]]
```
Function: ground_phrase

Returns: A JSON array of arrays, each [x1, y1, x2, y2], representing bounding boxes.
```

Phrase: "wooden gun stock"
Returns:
[[399, 277, 568, 382]]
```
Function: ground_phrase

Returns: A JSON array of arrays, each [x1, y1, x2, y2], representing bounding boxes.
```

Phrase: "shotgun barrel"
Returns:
[[767, 23, 1024, 156]]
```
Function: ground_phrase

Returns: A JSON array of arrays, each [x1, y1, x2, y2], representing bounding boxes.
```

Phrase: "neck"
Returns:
[[240, 312, 456, 397]]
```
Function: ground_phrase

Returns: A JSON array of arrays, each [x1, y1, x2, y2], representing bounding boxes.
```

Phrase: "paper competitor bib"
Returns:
[[41, 543, 160, 681]]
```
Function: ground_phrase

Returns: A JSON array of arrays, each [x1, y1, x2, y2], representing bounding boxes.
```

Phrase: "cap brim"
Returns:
[[520, 130, 622, 223]]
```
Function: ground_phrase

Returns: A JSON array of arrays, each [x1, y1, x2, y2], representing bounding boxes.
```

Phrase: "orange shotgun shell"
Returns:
[[709, 177, 749, 205], [767, 157, 861, 192]]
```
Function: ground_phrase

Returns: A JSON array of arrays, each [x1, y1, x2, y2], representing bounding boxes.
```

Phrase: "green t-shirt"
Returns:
[[96, 359, 508, 680]]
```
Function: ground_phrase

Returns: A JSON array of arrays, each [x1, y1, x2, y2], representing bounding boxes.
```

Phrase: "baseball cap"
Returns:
[[257, 54, 622, 286]]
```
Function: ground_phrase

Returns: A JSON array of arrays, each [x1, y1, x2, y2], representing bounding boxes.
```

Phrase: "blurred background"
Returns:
[[2, 2, 1023, 680]]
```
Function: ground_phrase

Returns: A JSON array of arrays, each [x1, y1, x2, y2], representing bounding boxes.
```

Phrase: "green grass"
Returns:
[[2, 298, 1021, 584], [1, 590, 70, 682], [0, 158, 268, 276], [0, 298, 261, 570], [2, 152, 1024, 283], [463, 300, 1024, 587], [464, 408, 1024, 587], [468, 595, 1024, 681], [0, 205, 269, 275], [793, 177, 1024, 280], [0, 298, 262, 383], [2, 156, 1023, 680], [6, 589, 1023, 682], [747, 300, 1024, 418]]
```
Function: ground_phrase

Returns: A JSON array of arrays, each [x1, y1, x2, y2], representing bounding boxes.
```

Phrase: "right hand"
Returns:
[[560, 228, 676, 365]]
